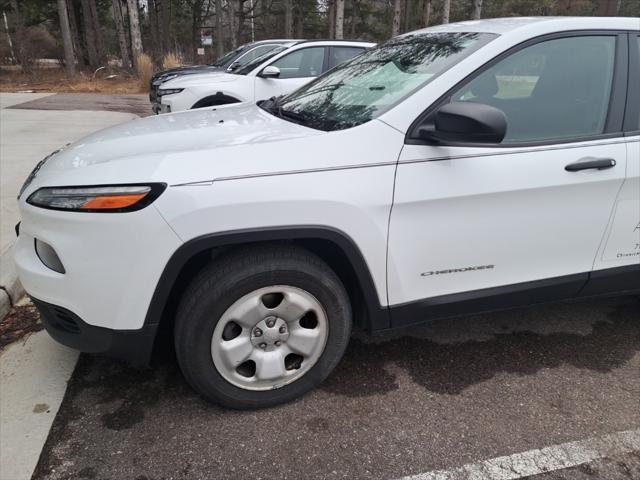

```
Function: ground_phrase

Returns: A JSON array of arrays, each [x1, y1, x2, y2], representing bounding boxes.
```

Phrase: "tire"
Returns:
[[174, 244, 352, 409]]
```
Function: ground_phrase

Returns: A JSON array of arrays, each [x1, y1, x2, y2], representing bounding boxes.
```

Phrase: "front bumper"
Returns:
[[159, 90, 197, 113], [32, 298, 157, 365], [31, 298, 158, 366], [15, 198, 182, 332]]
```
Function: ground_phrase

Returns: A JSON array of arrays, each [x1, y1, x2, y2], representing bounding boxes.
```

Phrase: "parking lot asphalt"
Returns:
[[33, 295, 640, 480], [7, 93, 152, 118], [524, 451, 640, 480]]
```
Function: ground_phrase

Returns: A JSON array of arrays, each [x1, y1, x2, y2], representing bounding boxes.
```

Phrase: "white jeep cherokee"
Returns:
[[156, 39, 374, 113], [16, 17, 640, 409]]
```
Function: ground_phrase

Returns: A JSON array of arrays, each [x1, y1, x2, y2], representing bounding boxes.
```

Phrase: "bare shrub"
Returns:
[[6, 26, 62, 77], [136, 53, 154, 92], [162, 52, 182, 70]]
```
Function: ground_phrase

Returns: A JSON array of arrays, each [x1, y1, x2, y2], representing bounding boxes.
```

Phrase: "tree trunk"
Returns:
[[228, 0, 238, 48], [147, 0, 160, 61], [349, 0, 358, 38], [392, 0, 402, 36], [87, 0, 105, 62], [57, 0, 76, 77], [328, 0, 335, 39], [472, 0, 482, 19], [215, 0, 224, 57], [442, 0, 450, 24], [237, 0, 246, 42], [283, 0, 293, 38], [159, 0, 171, 54], [9, 0, 30, 72], [191, 0, 203, 64], [126, 0, 143, 71], [421, 0, 431, 27], [80, 0, 99, 67], [67, 0, 86, 66], [112, 0, 131, 68], [295, 1, 304, 38], [597, 0, 619, 15], [334, 0, 344, 39], [403, 0, 411, 32]]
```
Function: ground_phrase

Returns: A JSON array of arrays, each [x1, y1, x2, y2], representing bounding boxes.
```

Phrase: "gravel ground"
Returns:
[[32, 295, 640, 480], [0, 300, 41, 350]]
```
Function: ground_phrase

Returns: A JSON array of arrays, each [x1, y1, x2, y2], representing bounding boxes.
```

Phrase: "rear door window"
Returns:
[[328, 47, 365, 70]]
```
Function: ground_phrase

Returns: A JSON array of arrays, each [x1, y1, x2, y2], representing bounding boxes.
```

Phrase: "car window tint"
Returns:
[[271, 47, 325, 79], [452, 36, 616, 143], [328, 47, 364, 69]]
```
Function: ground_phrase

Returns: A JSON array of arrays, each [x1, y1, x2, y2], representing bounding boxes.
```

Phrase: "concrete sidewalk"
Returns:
[[0, 328, 79, 480], [0, 93, 138, 317], [0, 92, 139, 480]]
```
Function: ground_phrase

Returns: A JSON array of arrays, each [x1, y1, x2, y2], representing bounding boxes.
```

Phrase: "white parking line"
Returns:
[[399, 429, 640, 480]]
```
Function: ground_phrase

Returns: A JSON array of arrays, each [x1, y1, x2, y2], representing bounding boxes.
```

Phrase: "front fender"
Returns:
[[144, 226, 390, 332]]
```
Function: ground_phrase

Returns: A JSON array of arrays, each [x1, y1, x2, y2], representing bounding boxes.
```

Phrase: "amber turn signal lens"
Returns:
[[27, 184, 166, 212], [81, 193, 149, 210]]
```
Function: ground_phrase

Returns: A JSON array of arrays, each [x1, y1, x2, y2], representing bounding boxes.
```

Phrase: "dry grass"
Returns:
[[136, 54, 154, 93], [0, 67, 141, 94], [162, 52, 182, 70]]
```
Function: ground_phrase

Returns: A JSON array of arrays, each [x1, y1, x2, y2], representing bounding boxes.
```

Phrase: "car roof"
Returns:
[[290, 39, 376, 47], [252, 39, 304, 44], [404, 16, 640, 36]]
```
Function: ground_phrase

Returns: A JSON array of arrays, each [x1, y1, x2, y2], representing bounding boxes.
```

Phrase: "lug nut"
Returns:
[[266, 318, 276, 328], [275, 341, 282, 346], [253, 328, 263, 337], [259, 343, 267, 349], [279, 326, 286, 334]]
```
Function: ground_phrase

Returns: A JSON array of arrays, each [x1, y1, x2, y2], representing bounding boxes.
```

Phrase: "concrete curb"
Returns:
[[0, 244, 25, 320]]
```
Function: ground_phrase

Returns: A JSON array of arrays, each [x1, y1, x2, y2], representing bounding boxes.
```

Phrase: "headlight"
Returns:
[[159, 74, 178, 83], [158, 88, 184, 97], [26, 184, 166, 213]]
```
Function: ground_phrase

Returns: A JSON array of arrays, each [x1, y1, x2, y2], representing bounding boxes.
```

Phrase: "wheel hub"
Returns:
[[250, 316, 289, 351]]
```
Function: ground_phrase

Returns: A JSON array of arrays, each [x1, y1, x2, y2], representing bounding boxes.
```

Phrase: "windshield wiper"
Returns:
[[258, 96, 285, 118], [259, 96, 334, 131], [259, 96, 305, 124]]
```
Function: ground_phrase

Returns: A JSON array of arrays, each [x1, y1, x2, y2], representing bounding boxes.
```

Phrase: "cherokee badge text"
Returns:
[[421, 265, 495, 277]]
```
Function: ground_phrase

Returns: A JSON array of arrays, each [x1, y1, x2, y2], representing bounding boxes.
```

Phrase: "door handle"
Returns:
[[565, 158, 616, 172]]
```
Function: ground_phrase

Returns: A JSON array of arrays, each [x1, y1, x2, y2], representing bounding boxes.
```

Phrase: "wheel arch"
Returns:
[[145, 226, 389, 351], [191, 93, 242, 109]]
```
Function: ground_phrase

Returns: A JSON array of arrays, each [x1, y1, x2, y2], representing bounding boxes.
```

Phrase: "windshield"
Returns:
[[212, 44, 250, 67], [228, 44, 284, 71], [234, 46, 289, 75], [269, 32, 496, 131]]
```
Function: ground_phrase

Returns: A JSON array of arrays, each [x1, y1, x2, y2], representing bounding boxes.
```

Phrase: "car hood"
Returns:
[[152, 65, 223, 83], [31, 103, 323, 187], [161, 71, 243, 88]]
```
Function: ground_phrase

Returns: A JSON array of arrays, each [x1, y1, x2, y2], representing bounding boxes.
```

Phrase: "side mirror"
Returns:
[[418, 102, 507, 144], [227, 61, 241, 71], [259, 66, 281, 78]]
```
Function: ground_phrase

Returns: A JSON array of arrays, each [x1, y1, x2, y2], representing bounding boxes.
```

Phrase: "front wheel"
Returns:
[[174, 245, 352, 409]]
